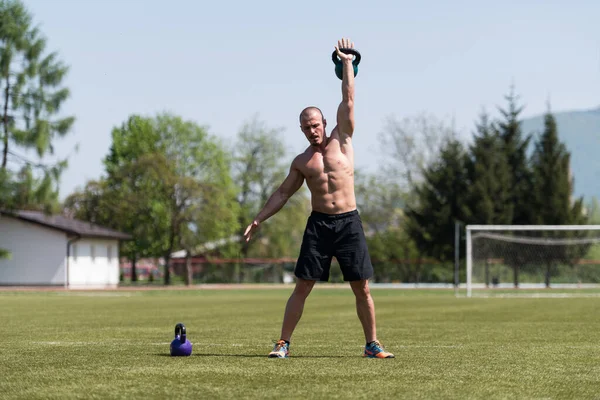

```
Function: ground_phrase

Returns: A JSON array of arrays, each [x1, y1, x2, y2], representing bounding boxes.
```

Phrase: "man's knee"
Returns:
[[350, 279, 371, 299], [293, 278, 316, 298]]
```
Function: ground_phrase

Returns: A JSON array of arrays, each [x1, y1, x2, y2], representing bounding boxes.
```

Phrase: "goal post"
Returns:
[[465, 225, 600, 297]]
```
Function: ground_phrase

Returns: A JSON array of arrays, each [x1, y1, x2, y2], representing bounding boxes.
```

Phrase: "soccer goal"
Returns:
[[465, 225, 600, 297]]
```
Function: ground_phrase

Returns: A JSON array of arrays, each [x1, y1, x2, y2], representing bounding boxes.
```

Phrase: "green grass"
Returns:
[[1, 287, 599, 399]]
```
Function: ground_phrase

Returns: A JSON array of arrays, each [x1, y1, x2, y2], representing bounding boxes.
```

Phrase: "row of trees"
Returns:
[[394, 89, 587, 264], [62, 114, 311, 283], [359, 88, 594, 285]]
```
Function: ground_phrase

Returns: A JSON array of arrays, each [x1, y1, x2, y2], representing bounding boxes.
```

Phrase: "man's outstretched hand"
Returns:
[[243, 220, 260, 242], [335, 37, 355, 62]]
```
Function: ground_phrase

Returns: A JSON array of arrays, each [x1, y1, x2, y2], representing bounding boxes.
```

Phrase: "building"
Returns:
[[0, 210, 131, 288]]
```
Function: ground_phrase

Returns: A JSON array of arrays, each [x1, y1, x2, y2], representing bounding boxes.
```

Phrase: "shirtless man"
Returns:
[[243, 38, 394, 359]]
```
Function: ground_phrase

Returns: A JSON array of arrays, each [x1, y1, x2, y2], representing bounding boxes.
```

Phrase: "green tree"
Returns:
[[460, 111, 515, 287], [233, 116, 287, 254], [586, 197, 600, 224], [0, 0, 74, 210], [103, 113, 240, 285], [355, 171, 422, 282], [531, 108, 585, 225], [463, 111, 513, 225], [405, 138, 469, 264], [64, 159, 170, 282], [583, 197, 600, 261], [63, 180, 111, 224], [91, 116, 169, 281], [529, 107, 587, 286], [232, 116, 310, 260], [64, 114, 240, 284], [377, 113, 459, 281], [496, 86, 533, 225], [355, 170, 405, 235]]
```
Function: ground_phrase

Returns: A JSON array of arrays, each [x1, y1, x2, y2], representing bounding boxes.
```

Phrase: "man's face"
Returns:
[[300, 111, 326, 147]]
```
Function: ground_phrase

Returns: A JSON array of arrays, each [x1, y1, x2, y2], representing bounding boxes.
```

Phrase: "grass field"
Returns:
[[1, 286, 599, 399]]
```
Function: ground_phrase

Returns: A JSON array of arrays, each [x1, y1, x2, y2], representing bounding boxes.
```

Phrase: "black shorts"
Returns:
[[294, 210, 374, 282]]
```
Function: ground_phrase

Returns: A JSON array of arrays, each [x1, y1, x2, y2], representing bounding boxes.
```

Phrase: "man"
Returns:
[[243, 38, 394, 359]]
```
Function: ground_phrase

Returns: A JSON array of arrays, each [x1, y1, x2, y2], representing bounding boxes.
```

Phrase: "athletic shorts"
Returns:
[[294, 209, 374, 282]]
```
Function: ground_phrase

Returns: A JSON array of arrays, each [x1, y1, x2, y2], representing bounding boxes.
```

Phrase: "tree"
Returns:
[[158, 114, 240, 284], [405, 138, 470, 264], [495, 86, 533, 225], [354, 171, 421, 282], [586, 197, 600, 224], [233, 116, 287, 254], [354, 170, 405, 235], [64, 161, 169, 283], [379, 113, 465, 279], [63, 180, 111, 224], [76, 115, 170, 281], [380, 112, 456, 192], [65, 114, 240, 285], [459, 111, 516, 287], [529, 107, 587, 286], [531, 108, 585, 225], [102, 113, 240, 285], [0, 0, 74, 211], [232, 116, 310, 260], [584, 197, 600, 261], [463, 111, 513, 225]]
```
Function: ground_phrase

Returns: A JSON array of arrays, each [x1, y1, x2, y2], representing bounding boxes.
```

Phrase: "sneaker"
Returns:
[[364, 340, 395, 358], [268, 340, 289, 358]]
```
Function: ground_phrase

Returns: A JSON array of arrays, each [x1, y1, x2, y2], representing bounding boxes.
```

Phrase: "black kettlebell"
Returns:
[[332, 48, 361, 80]]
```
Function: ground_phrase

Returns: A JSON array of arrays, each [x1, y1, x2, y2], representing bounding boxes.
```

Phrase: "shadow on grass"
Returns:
[[154, 353, 350, 358]]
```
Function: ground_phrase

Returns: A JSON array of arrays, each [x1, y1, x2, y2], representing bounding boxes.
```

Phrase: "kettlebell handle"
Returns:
[[331, 48, 361, 66], [175, 323, 187, 342]]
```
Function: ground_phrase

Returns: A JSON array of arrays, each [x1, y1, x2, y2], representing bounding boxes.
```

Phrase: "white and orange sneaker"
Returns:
[[268, 340, 289, 358], [363, 340, 395, 358]]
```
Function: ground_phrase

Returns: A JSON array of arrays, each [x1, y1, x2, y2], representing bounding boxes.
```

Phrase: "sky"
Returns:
[[17, 0, 600, 199]]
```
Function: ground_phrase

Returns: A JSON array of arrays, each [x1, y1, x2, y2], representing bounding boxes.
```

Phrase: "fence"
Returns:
[[120, 257, 457, 285]]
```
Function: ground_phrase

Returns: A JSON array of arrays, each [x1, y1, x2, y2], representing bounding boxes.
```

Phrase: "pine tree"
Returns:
[[496, 86, 533, 225], [531, 107, 585, 225], [529, 106, 587, 286], [464, 111, 513, 225], [405, 138, 469, 263]]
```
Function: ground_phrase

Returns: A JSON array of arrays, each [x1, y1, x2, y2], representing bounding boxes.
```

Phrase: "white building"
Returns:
[[0, 210, 131, 288]]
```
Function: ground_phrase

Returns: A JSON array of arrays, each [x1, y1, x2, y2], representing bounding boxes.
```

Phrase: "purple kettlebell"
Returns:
[[170, 323, 192, 356]]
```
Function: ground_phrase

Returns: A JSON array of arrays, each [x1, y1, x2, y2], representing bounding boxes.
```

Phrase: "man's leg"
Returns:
[[349, 279, 376, 343], [269, 213, 328, 358], [350, 279, 395, 358], [280, 278, 316, 341], [268, 278, 316, 358]]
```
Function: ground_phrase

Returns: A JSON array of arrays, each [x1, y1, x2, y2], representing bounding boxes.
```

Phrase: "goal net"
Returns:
[[465, 225, 600, 297]]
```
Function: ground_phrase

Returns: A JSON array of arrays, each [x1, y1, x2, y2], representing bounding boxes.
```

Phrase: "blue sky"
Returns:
[[20, 0, 600, 198]]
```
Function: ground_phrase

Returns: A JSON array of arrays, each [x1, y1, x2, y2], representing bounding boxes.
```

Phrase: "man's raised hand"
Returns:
[[335, 37, 355, 62]]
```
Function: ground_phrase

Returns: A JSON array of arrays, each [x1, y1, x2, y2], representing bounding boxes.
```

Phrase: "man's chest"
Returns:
[[301, 148, 353, 178]]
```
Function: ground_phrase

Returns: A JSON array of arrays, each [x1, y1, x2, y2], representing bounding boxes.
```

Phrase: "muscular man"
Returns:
[[243, 38, 394, 359]]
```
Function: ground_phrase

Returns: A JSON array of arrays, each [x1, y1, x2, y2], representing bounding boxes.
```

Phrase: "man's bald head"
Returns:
[[299, 106, 324, 124]]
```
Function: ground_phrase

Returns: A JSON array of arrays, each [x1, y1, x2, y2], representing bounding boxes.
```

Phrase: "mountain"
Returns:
[[521, 107, 600, 202]]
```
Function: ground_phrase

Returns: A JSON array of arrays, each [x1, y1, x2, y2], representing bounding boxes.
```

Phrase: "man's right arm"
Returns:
[[253, 161, 305, 224]]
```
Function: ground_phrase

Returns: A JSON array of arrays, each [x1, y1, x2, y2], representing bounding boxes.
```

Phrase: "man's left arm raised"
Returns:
[[335, 37, 356, 139]]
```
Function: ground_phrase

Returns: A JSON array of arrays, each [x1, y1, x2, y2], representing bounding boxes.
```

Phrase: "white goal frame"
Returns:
[[466, 225, 600, 297]]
